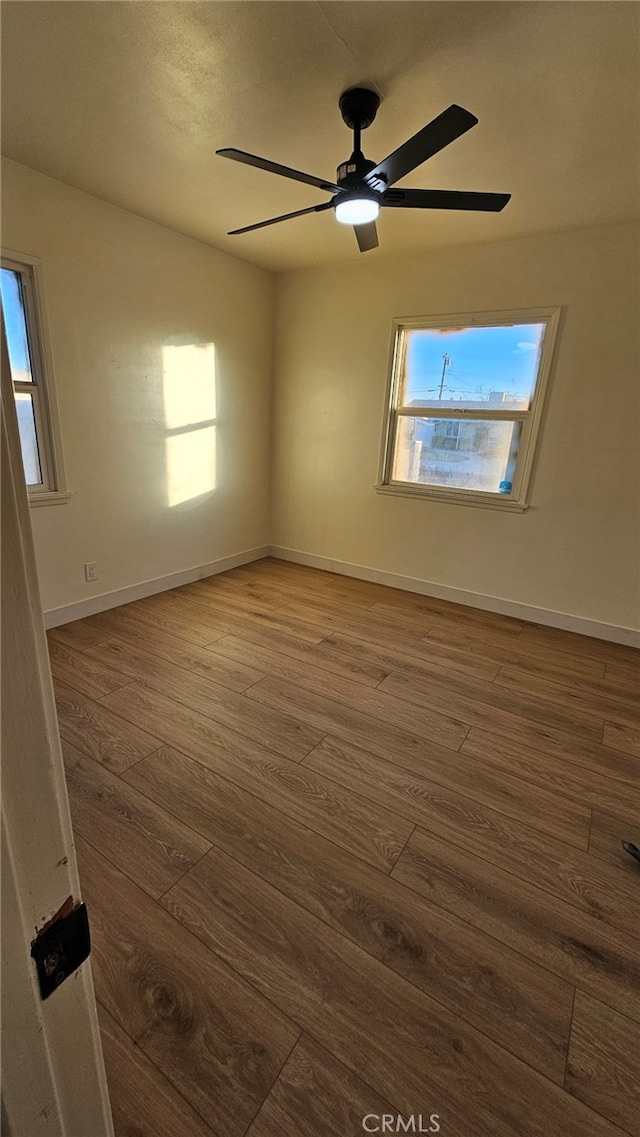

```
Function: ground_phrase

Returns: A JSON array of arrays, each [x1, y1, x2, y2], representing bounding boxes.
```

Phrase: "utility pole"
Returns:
[[438, 353, 451, 400]]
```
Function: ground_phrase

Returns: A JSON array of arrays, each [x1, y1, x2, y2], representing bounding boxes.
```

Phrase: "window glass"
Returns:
[[14, 391, 43, 485], [0, 267, 35, 383], [393, 416, 521, 494], [402, 323, 546, 411]]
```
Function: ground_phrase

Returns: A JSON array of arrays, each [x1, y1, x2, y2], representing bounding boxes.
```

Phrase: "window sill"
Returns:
[[28, 490, 73, 508], [374, 483, 528, 512]]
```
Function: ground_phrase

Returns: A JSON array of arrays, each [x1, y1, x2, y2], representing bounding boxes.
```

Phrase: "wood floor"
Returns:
[[48, 558, 640, 1137]]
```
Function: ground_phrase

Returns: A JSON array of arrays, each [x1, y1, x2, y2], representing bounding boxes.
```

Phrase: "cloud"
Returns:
[[514, 341, 538, 353]]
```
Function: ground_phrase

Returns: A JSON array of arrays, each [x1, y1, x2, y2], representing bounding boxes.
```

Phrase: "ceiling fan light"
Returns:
[[335, 196, 380, 225]]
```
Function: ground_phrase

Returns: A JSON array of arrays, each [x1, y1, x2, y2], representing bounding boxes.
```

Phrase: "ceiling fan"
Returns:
[[217, 87, 510, 252]]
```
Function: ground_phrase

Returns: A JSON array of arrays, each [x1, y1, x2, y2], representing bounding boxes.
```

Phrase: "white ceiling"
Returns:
[[2, 1, 638, 272]]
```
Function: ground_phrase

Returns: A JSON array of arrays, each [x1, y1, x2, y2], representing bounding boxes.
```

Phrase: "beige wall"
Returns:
[[2, 160, 274, 614], [271, 221, 640, 633]]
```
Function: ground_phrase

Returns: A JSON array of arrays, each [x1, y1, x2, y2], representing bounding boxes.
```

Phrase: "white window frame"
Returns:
[[1, 249, 70, 506], [376, 306, 561, 512]]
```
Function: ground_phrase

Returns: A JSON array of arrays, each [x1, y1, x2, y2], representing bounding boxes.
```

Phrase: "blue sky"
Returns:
[[405, 323, 545, 403], [1, 268, 32, 377]]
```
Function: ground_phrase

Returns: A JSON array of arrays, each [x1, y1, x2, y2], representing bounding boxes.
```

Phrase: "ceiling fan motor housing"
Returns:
[[336, 154, 378, 187]]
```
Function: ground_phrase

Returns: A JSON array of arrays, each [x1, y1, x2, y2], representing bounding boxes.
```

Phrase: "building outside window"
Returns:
[[378, 308, 561, 511]]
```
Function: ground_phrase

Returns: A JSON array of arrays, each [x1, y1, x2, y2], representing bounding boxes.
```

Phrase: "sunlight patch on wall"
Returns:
[[166, 426, 216, 508], [162, 343, 217, 507]]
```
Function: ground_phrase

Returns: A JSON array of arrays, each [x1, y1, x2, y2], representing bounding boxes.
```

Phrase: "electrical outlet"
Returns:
[[84, 561, 99, 583]]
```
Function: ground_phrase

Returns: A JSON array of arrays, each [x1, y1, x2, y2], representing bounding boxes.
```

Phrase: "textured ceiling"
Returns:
[[1, 1, 638, 272]]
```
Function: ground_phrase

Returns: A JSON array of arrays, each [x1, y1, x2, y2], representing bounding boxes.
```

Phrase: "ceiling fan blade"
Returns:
[[354, 221, 379, 252], [228, 201, 333, 236], [217, 148, 340, 193], [383, 188, 511, 212], [365, 105, 478, 190]]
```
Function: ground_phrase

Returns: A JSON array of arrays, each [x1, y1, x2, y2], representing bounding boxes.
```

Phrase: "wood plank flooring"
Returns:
[[48, 558, 640, 1137]]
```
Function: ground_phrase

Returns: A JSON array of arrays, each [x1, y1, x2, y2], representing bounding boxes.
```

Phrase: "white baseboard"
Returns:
[[43, 546, 270, 629], [44, 539, 640, 648], [268, 545, 640, 648]]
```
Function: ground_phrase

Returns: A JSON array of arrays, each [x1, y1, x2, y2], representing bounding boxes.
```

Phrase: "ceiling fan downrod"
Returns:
[[337, 87, 381, 185]]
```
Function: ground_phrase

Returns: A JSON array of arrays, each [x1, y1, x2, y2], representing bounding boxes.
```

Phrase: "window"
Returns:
[[1, 253, 67, 503], [378, 307, 561, 511]]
